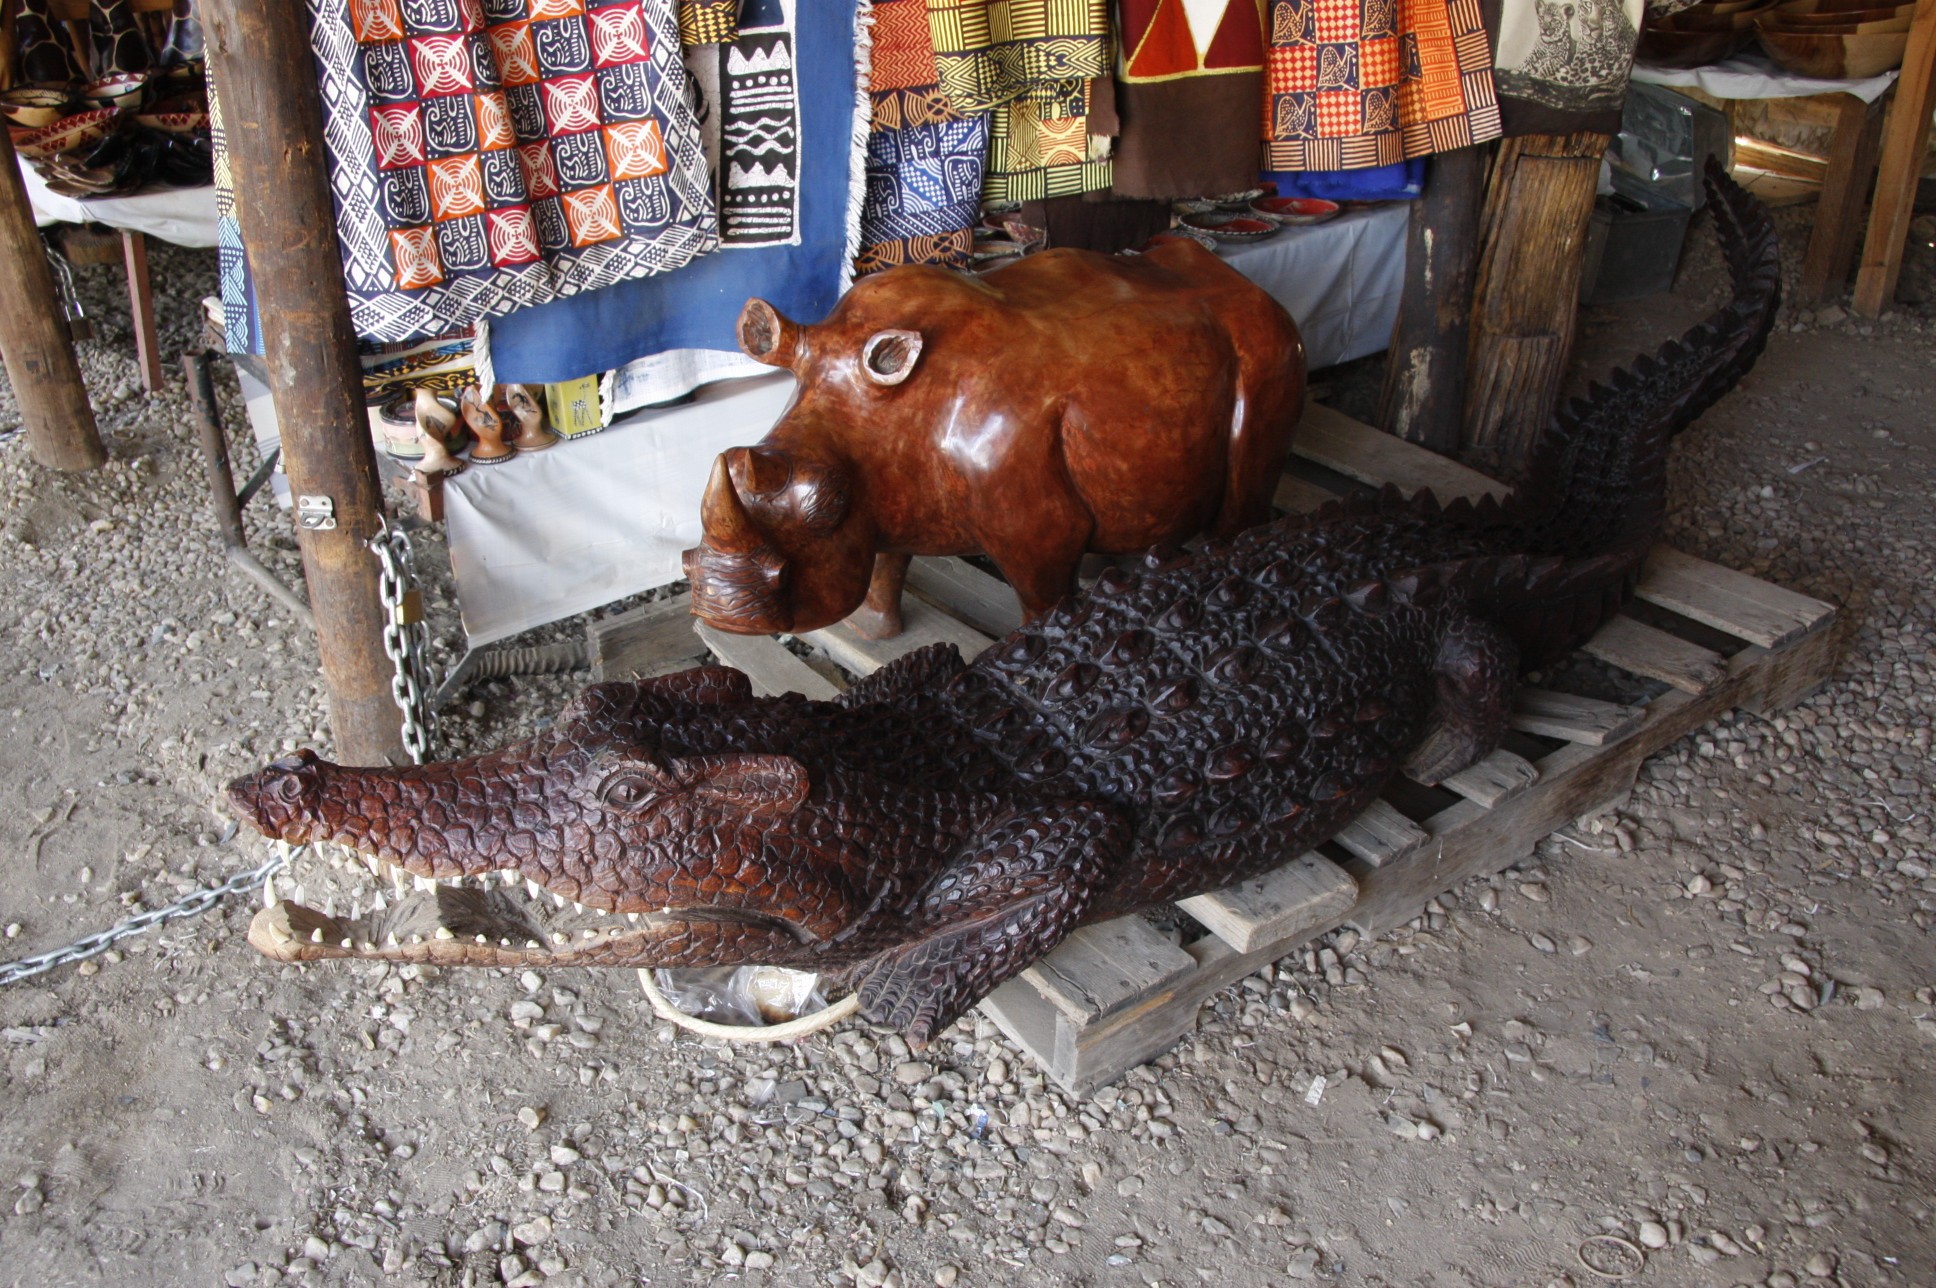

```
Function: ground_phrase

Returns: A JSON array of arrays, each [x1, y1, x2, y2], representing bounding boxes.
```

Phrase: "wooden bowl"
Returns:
[[1776, 0, 1913, 12], [1249, 195, 1342, 225], [1639, 22, 1755, 66], [0, 86, 74, 129], [1759, 10, 1913, 32], [1756, 24, 1910, 75], [12, 108, 122, 160]]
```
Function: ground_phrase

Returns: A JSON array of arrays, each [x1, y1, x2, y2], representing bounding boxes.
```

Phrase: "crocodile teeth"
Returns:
[[339, 938, 352, 949], [386, 933, 400, 947], [310, 928, 323, 943], [526, 880, 542, 900], [263, 875, 280, 909], [434, 927, 454, 940], [573, 902, 585, 915], [372, 893, 387, 912], [501, 871, 519, 888], [415, 876, 436, 894], [551, 932, 569, 945], [391, 871, 406, 898]]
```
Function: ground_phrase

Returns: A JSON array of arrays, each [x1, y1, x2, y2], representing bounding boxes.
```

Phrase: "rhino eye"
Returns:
[[598, 774, 662, 811]]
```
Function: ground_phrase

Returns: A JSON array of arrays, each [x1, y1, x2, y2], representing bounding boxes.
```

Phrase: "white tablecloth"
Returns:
[[19, 156, 218, 247], [1633, 53, 1899, 104], [1218, 202, 1408, 372], [445, 372, 796, 646]]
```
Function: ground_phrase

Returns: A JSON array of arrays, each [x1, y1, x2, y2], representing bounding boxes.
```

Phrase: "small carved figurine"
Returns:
[[412, 388, 466, 476], [460, 385, 515, 464], [684, 239, 1307, 641], [229, 168, 1781, 1047], [503, 383, 558, 453]]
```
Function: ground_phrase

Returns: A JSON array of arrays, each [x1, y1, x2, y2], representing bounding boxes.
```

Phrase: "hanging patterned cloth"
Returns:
[[925, 0, 1113, 203], [856, 0, 990, 275], [1110, 0, 1268, 199], [1261, 0, 1502, 172], [289, 0, 719, 345]]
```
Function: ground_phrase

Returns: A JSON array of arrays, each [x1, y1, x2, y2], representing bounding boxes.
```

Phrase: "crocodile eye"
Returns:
[[274, 776, 305, 801], [599, 775, 661, 811]]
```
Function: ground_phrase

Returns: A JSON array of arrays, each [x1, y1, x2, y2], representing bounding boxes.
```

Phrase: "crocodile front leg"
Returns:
[[1404, 611, 1518, 785], [844, 800, 1131, 1046]]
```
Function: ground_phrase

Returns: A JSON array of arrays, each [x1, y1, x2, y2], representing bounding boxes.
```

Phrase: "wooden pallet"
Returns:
[[590, 405, 1842, 1097]]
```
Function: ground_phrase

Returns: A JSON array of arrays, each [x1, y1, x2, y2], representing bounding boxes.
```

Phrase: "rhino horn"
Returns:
[[727, 446, 793, 498], [700, 454, 766, 554], [737, 298, 802, 368]]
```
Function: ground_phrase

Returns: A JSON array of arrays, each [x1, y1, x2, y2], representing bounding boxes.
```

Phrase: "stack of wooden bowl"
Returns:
[[1755, 0, 1917, 78], [1639, 0, 1781, 70]]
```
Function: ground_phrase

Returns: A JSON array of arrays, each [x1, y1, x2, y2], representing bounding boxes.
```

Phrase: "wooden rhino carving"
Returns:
[[683, 240, 1307, 639]]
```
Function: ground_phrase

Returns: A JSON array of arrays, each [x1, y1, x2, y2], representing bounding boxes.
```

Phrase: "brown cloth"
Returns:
[[1109, 72, 1265, 200], [1019, 192, 1174, 255]]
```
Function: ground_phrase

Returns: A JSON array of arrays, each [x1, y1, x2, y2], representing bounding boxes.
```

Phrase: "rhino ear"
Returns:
[[860, 329, 922, 386], [738, 298, 802, 368], [674, 754, 809, 818]]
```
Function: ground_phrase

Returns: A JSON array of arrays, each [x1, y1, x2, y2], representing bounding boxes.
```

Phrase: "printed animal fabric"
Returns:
[[1485, 0, 1693, 135], [306, 0, 718, 344], [1263, 0, 1502, 171], [857, 0, 989, 274]]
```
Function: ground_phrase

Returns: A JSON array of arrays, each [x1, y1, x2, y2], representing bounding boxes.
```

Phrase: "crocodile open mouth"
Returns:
[[247, 848, 814, 968]]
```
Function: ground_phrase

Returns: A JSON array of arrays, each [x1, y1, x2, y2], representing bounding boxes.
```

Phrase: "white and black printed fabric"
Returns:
[[303, 0, 719, 345], [684, 3, 805, 247]]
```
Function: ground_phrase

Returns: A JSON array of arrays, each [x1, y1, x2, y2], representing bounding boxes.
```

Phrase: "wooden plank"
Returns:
[[1018, 918, 1196, 1025], [1798, 89, 1889, 310], [904, 556, 1024, 638], [1582, 615, 1727, 695], [1176, 853, 1358, 955], [1853, 0, 1936, 316], [804, 595, 996, 676], [1273, 472, 1339, 515], [1637, 546, 1837, 650], [1437, 748, 1540, 809], [1293, 402, 1507, 503], [1510, 687, 1645, 746], [121, 231, 164, 394], [1377, 144, 1486, 455], [1330, 799, 1429, 867], [1028, 612, 1842, 1097], [587, 593, 703, 680], [697, 625, 843, 701]]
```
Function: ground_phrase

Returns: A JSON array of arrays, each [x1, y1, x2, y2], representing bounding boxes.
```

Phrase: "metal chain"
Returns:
[[0, 845, 300, 988], [371, 520, 437, 766]]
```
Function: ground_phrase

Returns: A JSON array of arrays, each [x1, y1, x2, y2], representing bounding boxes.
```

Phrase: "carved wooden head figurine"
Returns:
[[461, 385, 515, 464], [685, 242, 1308, 638]]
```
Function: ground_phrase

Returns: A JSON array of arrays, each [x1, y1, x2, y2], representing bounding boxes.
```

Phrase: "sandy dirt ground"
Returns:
[[0, 200, 1932, 1288]]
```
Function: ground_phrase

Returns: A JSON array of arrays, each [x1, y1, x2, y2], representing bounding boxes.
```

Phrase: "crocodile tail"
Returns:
[[1505, 159, 1780, 560], [1433, 162, 1779, 665]]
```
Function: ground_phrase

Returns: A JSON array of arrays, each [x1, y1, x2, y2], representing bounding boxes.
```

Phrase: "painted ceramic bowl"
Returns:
[[1208, 187, 1267, 209], [13, 109, 122, 160], [0, 86, 74, 130], [1179, 211, 1282, 242], [1148, 228, 1221, 252], [1249, 195, 1342, 225], [134, 109, 210, 134], [80, 73, 151, 111]]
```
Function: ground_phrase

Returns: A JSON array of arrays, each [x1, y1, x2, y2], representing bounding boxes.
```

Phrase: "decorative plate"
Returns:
[[1179, 212, 1282, 243], [1250, 196, 1343, 225]]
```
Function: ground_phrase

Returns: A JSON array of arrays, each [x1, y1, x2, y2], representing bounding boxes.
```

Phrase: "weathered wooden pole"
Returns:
[[1377, 146, 1486, 456], [201, 0, 405, 765], [1852, 0, 1936, 317], [0, 124, 106, 472], [1462, 131, 1610, 479]]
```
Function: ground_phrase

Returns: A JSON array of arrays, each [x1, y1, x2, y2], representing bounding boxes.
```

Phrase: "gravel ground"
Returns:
[[0, 206, 1932, 1288]]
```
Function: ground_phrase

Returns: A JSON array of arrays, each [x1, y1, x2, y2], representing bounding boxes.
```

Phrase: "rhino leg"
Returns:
[[846, 799, 1130, 1046], [844, 551, 912, 640], [1403, 612, 1519, 786]]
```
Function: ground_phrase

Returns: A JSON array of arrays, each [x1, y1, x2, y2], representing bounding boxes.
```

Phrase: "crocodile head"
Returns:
[[227, 672, 963, 971]]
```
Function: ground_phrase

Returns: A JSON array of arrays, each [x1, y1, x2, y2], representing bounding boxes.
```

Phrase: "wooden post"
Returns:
[[1852, 0, 1936, 318], [1462, 131, 1609, 479], [0, 124, 106, 472], [1798, 90, 1888, 310], [1377, 145, 1486, 455], [120, 230, 166, 393], [201, 0, 405, 766]]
